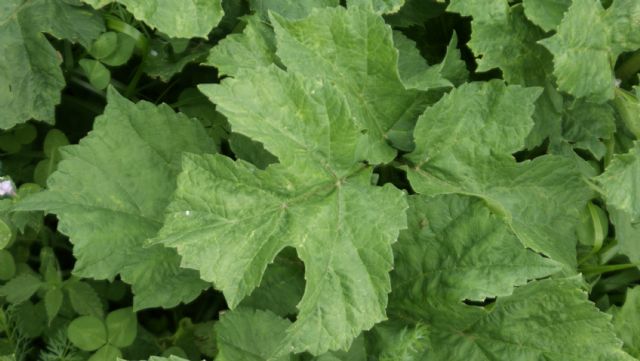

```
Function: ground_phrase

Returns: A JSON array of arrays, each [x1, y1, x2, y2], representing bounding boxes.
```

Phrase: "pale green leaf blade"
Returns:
[[407, 81, 541, 162], [522, 0, 571, 31], [416, 279, 633, 361], [405, 82, 592, 268], [155, 153, 407, 354], [271, 6, 426, 164], [555, 99, 616, 160], [82, 0, 223, 38], [393, 31, 453, 91], [447, 0, 509, 23], [407, 155, 592, 269], [347, 0, 405, 14], [605, 0, 640, 55], [0, 0, 104, 129], [65, 280, 104, 318], [611, 287, 640, 357], [215, 308, 292, 361], [16, 88, 215, 309], [248, 0, 339, 19], [596, 142, 640, 221], [200, 67, 363, 181], [393, 194, 561, 304], [539, 0, 615, 102], [240, 249, 305, 317], [206, 15, 278, 77], [0, 273, 43, 304], [160, 66, 408, 354], [468, 6, 551, 86]]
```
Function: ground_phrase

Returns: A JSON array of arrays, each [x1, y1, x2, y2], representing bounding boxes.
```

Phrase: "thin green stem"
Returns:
[[580, 263, 639, 275]]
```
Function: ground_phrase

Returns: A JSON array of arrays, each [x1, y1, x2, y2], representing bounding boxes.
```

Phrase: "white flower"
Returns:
[[0, 180, 16, 197]]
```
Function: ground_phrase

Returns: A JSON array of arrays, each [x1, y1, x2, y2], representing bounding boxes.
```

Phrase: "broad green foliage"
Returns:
[[522, 0, 571, 31], [612, 287, 640, 357], [158, 66, 408, 355], [540, 0, 640, 103], [248, 0, 339, 19], [347, 0, 404, 14], [386, 197, 632, 360], [270, 6, 426, 164], [597, 142, 640, 221], [394, 195, 561, 304], [447, 0, 509, 22], [3, 0, 640, 360], [82, 0, 224, 38], [405, 81, 593, 268], [17, 88, 215, 309], [0, 0, 104, 129]]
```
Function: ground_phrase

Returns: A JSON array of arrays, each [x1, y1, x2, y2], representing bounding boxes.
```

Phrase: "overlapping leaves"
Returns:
[[17, 88, 215, 309]]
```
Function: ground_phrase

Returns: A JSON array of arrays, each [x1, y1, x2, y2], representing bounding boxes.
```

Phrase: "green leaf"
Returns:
[[0, 273, 43, 304], [215, 308, 291, 361], [0, 221, 12, 249], [522, 0, 571, 31], [389, 277, 633, 361], [161, 66, 408, 355], [99, 33, 135, 67], [539, 0, 614, 102], [206, 14, 278, 77], [405, 81, 593, 268], [248, 0, 339, 19], [68, 315, 107, 352], [106, 308, 137, 348], [271, 6, 426, 164], [44, 288, 63, 325], [240, 249, 305, 317], [89, 32, 119, 60], [144, 40, 210, 82], [89, 344, 121, 361], [347, 0, 405, 14], [611, 287, 640, 357], [468, 6, 551, 86], [65, 280, 104, 318], [79, 59, 111, 90], [393, 32, 453, 91], [16, 88, 214, 309], [393, 195, 561, 305], [43, 129, 70, 158], [554, 99, 616, 160], [228, 133, 277, 170], [447, 0, 509, 23], [0, 0, 104, 129], [596, 142, 640, 222], [0, 250, 15, 281], [82, 0, 224, 38]]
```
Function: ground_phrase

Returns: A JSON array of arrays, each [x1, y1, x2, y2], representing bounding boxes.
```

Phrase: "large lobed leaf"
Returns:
[[17, 88, 215, 309], [82, 0, 224, 38], [157, 66, 408, 355], [0, 0, 104, 129], [384, 195, 633, 361], [405, 80, 593, 269]]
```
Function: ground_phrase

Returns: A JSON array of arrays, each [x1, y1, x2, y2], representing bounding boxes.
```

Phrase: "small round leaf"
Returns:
[[13, 124, 37, 145], [0, 219, 14, 249], [106, 307, 137, 348], [43, 129, 69, 158], [89, 32, 118, 60], [88, 344, 122, 361], [100, 33, 135, 67], [0, 250, 16, 280], [68, 315, 107, 351], [79, 59, 111, 90]]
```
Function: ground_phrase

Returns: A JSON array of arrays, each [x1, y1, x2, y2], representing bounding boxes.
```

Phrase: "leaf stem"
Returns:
[[580, 263, 639, 275]]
